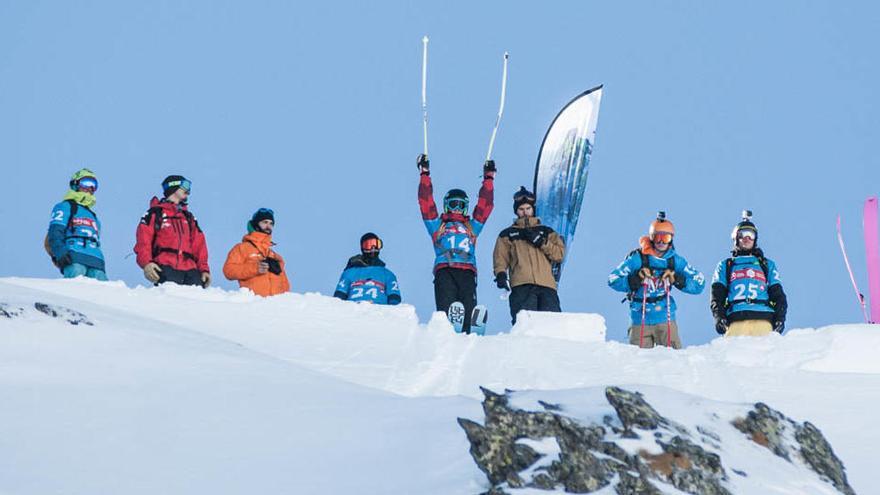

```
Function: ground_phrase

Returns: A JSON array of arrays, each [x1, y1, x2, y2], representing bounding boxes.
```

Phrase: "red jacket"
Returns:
[[134, 197, 209, 272]]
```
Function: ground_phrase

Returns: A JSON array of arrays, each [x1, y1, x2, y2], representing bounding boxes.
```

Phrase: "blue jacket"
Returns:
[[608, 245, 705, 325], [47, 199, 105, 271], [711, 250, 785, 321], [334, 255, 401, 305]]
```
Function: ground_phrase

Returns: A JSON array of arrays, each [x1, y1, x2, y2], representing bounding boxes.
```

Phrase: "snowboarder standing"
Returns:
[[134, 175, 211, 287], [608, 212, 705, 348], [334, 232, 401, 305], [710, 211, 788, 336], [417, 154, 495, 333], [493, 187, 565, 324], [46, 168, 107, 280], [222, 208, 290, 297]]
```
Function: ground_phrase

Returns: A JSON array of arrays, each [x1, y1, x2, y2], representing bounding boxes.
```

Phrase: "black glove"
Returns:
[[772, 320, 784, 334], [57, 252, 73, 269], [627, 271, 642, 292], [673, 272, 686, 290], [506, 228, 525, 241], [715, 317, 729, 335], [494, 272, 508, 290], [265, 258, 282, 275], [483, 159, 496, 174], [417, 154, 430, 174], [527, 229, 547, 247]]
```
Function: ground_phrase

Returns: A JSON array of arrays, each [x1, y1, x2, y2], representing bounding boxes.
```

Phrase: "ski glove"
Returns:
[[627, 271, 642, 292], [638, 267, 653, 281], [673, 273, 687, 290], [495, 271, 509, 290], [715, 317, 729, 335], [660, 269, 676, 287], [506, 228, 525, 241], [528, 229, 547, 248], [417, 154, 430, 174], [483, 160, 497, 173], [143, 262, 162, 284], [265, 258, 282, 275], [201, 272, 212, 288], [773, 320, 784, 334], [57, 252, 73, 269]]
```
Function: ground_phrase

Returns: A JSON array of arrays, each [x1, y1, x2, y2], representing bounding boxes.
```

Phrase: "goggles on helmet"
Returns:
[[652, 232, 674, 244], [77, 177, 98, 192], [513, 189, 536, 204], [445, 199, 468, 213], [736, 229, 757, 240], [165, 179, 192, 193], [361, 237, 382, 251]]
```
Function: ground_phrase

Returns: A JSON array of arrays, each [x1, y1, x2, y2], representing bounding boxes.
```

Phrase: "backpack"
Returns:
[[141, 205, 201, 261], [622, 249, 677, 303]]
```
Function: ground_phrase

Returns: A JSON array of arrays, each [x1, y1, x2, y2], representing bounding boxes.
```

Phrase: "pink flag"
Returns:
[[864, 197, 880, 323]]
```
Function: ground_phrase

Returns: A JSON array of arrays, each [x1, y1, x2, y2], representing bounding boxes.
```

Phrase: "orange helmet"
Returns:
[[648, 211, 675, 237]]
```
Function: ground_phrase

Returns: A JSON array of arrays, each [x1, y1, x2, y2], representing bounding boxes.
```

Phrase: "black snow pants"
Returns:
[[157, 265, 203, 287], [434, 267, 477, 334], [508, 284, 561, 324]]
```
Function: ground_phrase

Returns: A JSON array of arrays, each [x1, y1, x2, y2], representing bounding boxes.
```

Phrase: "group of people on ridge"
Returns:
[[47, 165, 787, 345]]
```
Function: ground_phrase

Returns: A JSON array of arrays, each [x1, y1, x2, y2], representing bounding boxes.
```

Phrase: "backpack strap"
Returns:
[[64, 199, 79, 232]]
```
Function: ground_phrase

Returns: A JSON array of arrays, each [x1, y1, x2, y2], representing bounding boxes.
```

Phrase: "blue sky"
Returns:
[[1, 1, 878, 344]]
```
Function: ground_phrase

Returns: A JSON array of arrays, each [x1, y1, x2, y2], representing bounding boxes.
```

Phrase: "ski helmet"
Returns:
[[69, 168, 98, 192], [162, 175, 192, 197], [513, 186, 536, 213], [248, 208, 275, 233], [360, 232, 382, 255], [443, 189, 469, 214], [731, 210, 758, 244], [648, 211, 675, 244]]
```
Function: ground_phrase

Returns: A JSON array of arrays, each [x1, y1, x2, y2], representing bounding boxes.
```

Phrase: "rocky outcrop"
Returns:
[[459, 387, 855, 495]]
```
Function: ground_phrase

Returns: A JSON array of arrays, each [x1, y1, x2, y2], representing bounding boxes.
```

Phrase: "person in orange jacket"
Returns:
[[223, 208, 290, 297]]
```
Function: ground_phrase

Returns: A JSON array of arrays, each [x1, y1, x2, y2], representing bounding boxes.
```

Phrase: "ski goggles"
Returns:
[[445, 199, 468, 212], [361, 237, 383, 251], [76, 177, 98, 192], [165, 179, 192, 193], [736, 229, 757, 240], [651, 232, 674, 244], [513, 189, 536, 203]]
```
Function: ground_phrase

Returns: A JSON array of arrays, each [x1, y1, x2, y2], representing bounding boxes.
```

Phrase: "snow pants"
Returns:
[[726, 320, 772, 337], [434, 267, 477, 334], [627, 321, 681, 349], [62, 263, 108, 281], [157, 265, 203, 287], [508, 284, 561, 324]]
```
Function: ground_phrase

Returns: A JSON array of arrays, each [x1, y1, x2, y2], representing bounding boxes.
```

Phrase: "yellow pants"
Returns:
[[726, 320, 772, 337], [628, 321, 681, 349]]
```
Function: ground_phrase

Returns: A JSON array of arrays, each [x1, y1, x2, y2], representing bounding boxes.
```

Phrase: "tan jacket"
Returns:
[[493, 216, 565, 290]]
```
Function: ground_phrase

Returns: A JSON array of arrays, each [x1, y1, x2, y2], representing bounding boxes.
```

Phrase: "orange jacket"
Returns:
[[222, 231, 290, 297]]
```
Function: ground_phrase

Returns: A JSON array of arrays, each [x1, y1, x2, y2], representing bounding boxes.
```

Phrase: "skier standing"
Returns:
[[46, 168, 107, 280], [134, 175, 211, 287], [334, 232, 401, 305], [417, 154, 495, 333], [710, 211, 788, 336], [222, 208, 290, 297], [492, 187, 565, 324], [608, 212, 705, 348]]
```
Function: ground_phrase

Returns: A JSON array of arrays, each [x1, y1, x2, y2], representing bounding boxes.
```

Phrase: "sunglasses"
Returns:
[[652, 232, 673, 244], [361, 237, 383, 251], [737, 230, 757, 240], [77, 177, 98, 191], [166, 179, 192, 193]]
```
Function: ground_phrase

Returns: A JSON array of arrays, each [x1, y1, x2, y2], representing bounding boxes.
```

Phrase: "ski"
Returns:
[[447, 301, 466, 333], [837, 215, 869, 323], [471, 305, 488, 336], [864, 197, 880, 323]]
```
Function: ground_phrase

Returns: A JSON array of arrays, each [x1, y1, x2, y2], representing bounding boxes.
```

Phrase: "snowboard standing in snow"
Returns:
[[417, 155, 495, 334], [608, 212, 704, 349], [493, 187, 565, 325], [710, 211, 787, 337]]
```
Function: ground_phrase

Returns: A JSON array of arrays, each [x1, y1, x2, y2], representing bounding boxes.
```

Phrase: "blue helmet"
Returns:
[[443, 189, 469, 214]]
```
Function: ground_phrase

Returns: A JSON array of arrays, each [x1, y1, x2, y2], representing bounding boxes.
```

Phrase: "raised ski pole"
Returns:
[[665, 279, 673, 347], [421, 35, 429, 157], [639, 281, 648, 348], [837, 215, 870, 323], [485, 51, 509, 161]]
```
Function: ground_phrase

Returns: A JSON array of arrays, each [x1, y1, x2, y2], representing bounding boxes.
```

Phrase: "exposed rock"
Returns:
[[605, 386, 666, 433], [732, 402, 792, 460], [0, 303, 25, 318], [795, 421, 856, 495], [33, 302, 93, 325], [615, 471, 662, 495]]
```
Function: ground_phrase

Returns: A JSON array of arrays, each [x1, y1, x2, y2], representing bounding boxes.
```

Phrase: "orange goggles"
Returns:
[[652, 232, 674, 244], [361, 237, 383, 251]]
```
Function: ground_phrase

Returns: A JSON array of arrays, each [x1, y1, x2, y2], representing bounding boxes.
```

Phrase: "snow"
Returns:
[[1, 277, 878, 494]]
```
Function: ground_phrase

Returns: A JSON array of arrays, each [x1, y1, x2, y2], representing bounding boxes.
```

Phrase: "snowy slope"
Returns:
[[1, 277, 878, 494]]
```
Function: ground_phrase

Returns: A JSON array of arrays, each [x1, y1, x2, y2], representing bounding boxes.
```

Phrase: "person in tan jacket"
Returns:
[[223, 208, 290, 297], [493, 187, 565, 324]]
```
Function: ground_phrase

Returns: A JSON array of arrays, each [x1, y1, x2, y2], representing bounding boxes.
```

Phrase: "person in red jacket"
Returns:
[[134, 175, 211, 287]]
